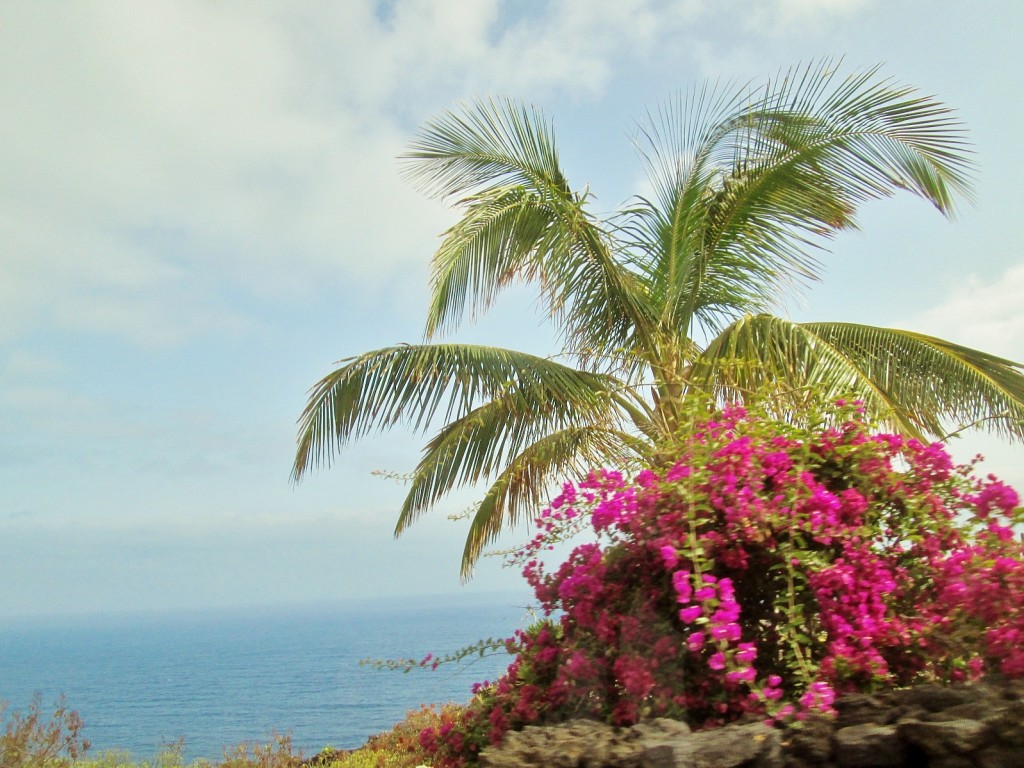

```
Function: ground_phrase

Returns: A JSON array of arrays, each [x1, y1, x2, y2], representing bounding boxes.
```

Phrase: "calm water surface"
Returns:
[[0, 593, 532, 761]]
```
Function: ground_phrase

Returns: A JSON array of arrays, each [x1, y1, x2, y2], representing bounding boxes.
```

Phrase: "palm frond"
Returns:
[[395, 370, 631, 532], [704, 60, 974, 259], [459, 426, 647, 578], [292, 344, 621, 480], [424, 185, 559, 337], [803, 322, 1024, 440], [401, 97, 567, 201], [691, 314, 915, 432], [408, 98, 657, 361], [693, 315, 1024, 440], [627, 79, 777, 331], [629, 60, 974, 338]]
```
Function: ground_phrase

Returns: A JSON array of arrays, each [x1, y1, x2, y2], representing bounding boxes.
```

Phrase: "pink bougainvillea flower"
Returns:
[[427, 400, 1024, 767], [672, 569, 692, 600], [661, 545, 680, 569], [694, 586, 717, 602], [636, 469, 660, 488], [735, 643, 757, 664], [679, 605, 703, 624], [725, 667, 757, 684]]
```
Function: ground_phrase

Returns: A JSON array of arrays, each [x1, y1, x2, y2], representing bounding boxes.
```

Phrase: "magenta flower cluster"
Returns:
[[419, 401, 1024, 768]]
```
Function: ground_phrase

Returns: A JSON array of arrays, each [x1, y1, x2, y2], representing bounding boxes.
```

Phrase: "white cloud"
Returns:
[[774, 0, 874, 19], [1, 2, 430, 345], [0, 349, 65, 381], [1, 0, 723, 348], [744, 0, 877, 35], [899, 262, 1024, 491], [903, 264, 1024, 362], [685, 0, 879, 80], [2, 0, 1018, 621]]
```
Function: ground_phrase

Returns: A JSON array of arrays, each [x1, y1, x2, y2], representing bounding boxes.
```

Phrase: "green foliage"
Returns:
[[216, 734, 302, 768], [0, 702, 327, 768], [0, 693, 449, 768], [80, 742, 209, 768], [75, 753, 139, 768], [324, 751, 383, 768], [81, 735, 299, 768], [75, 754, 135, 768], [327, 747, 418, 768]]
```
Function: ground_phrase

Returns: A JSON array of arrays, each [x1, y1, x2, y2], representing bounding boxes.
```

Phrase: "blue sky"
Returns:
[[2, 0, 1024, 618]]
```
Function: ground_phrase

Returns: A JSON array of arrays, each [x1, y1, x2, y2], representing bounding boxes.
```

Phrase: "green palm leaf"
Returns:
[[395, 371, 629, 533], [459, 425, 646, 577], [631, 61, 974, 337], [804, 322, 1024, 439], [406, 97, 655, 360], [402, 97, 567, 201], [296, 62, 1022, 576], [694, 315, 1024, 440], [292, 343, 621, 480]]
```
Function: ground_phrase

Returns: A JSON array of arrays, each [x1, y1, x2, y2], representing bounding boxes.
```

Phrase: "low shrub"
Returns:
[[338, 703, 462, 768], [0, 694, 433, 768], [327, 746, 419, 768], [420, 399, 1024, 766], [74, 752, 142, 768], [218, 734, 300, 768], [0, 694, 90, 768]]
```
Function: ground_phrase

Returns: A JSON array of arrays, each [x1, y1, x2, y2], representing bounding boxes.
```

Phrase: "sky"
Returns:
[[2, 0, 1024, 618]]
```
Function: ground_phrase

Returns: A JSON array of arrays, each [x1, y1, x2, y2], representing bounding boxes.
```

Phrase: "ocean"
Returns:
[[0, 592, 534, 762]]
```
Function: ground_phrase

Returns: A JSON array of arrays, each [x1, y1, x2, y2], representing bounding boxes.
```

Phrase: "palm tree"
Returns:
[[293, 62, 1024, 577]]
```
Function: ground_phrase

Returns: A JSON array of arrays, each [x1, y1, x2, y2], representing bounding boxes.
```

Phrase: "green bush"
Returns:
[[63, 740, 208, 768], [328, 747, 417, 768]]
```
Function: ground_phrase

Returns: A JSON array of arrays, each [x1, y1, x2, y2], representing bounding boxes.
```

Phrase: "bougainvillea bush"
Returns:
[[419, 400, 1024, 767]]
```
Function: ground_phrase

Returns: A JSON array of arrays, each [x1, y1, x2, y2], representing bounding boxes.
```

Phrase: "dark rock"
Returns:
[[975, 675, 1024, 702], [643, 721, 783, 768], [635, 718, 694, 768], [975, 743, 1023, 768], [632, 717, 692, 741], [782, 715, 833, 767], [982, 699, 1024, 746], [898, 685, 975, 713], [897, 718, 991, 756], [688, 721, 781, 768], [887, 706, 927, 726], [928, 758, 975, 768], [478, 678, 1024, 768], [480, 718, 643, 768], [835, 695, 892, 728], [832, 724, 905, 768], [926, 701, 994, 721]]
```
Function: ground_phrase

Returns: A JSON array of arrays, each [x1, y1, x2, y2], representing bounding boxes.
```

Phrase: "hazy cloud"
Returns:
[[745, 0, 877, 34], [1, 0, 737, 348], [904, 264, 1024, 362]]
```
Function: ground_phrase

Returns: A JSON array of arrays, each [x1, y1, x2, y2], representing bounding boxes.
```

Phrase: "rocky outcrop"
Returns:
[[479, 677, 1024, 768]]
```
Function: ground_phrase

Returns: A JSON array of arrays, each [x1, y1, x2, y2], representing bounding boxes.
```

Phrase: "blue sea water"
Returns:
[[0, 592, 533, 762]]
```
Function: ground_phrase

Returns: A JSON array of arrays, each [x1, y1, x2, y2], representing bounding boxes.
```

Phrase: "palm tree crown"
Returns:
[[294, 62, 1024, 577]]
